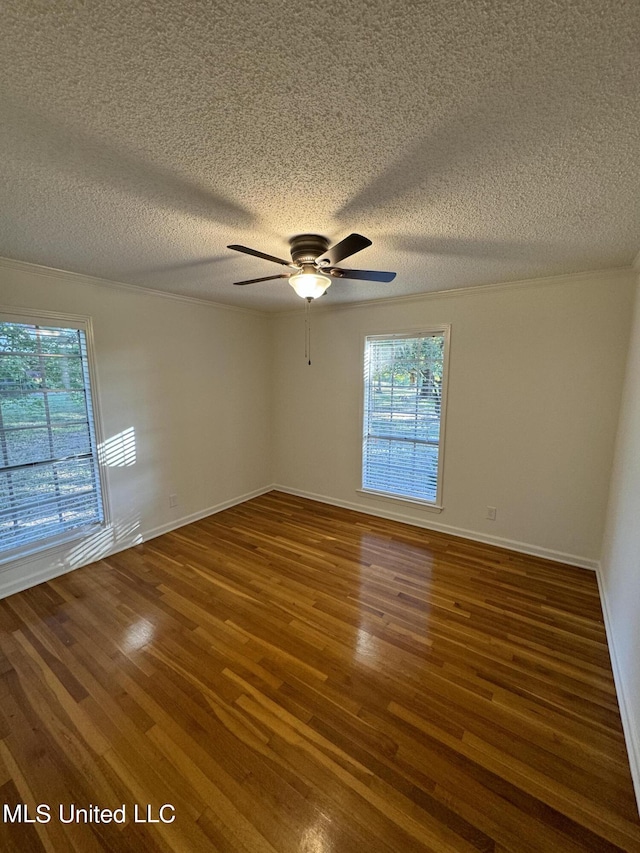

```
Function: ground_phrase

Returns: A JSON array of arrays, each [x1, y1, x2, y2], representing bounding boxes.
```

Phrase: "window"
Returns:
[[363, 328, 449, 506], [0, 316, 104, 558]]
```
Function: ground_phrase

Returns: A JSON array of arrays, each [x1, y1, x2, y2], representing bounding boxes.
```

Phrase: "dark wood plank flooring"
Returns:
[[0, 491, 638, 852]]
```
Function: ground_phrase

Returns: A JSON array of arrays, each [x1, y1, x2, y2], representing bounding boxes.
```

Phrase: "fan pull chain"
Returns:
[[304, 297, 312, 365]]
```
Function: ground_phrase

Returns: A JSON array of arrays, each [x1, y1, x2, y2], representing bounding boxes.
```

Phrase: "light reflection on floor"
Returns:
[[122, 617, 155, 653], [354, 530, 434, 665], [355, 626, 380, 665], [300, 814, 333, 853]]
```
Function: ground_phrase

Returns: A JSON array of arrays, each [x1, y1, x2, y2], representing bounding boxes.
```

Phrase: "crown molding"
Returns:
[[1, 254, 635, 319], [0, 255, 266, 318], [274, 265, 636, 317]]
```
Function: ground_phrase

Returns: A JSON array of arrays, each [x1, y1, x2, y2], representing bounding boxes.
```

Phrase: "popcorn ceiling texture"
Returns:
[[0, 0, 638, 311]]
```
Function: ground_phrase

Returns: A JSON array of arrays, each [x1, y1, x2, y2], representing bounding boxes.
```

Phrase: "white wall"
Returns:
[[600, 275, 640, 806], [0, 259, 272, 597], [272, 270, 636, 567]]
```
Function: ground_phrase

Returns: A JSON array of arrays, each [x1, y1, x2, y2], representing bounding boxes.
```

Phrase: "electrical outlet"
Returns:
[[486, 506, 497, 521], [169, 493, 178, 508]]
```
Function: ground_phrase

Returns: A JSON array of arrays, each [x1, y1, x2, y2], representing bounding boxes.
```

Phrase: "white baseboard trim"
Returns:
[[0, 561, 92, 602], [0, 485, 273, 601], [595, 567, 640, 814], [141, 485, 273, 544], [271, 485, 599, 571]]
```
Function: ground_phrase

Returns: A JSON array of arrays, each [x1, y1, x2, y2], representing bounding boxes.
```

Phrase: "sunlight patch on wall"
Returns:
[[98, 427, 137, 467]]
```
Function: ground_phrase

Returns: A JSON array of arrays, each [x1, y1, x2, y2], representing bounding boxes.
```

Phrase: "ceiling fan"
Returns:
[[228, 233, 396, 299]]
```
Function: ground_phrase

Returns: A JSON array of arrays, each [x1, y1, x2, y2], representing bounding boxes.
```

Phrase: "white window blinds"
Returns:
[[363, 330, 447, 504], [0, 320, 104, 555]]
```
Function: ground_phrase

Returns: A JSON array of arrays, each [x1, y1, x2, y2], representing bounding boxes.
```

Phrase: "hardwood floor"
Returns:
[[0, 491, 638, 852]]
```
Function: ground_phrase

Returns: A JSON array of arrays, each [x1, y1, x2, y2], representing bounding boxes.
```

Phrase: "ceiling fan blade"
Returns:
[[233, 274, 291, 286], [316, 233, 372, 266], [228, 244, 293, 267], [331, 268, 396, 282]]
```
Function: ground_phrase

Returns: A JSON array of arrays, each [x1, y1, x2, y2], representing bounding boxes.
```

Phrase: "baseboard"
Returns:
[[0, 485, 273, 601], [595, 567, 640, 814], [271, 485, 599, 571], [0, 561, 91, 601], [141, 485, 273, 543]]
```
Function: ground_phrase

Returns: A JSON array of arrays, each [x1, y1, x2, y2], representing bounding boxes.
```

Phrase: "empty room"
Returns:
[[1, 1, 639, 851]]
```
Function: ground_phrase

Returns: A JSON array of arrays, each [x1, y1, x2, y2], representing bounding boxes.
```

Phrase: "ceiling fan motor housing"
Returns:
[[229, 232, 395, 286], [289, 234, 329, 265]]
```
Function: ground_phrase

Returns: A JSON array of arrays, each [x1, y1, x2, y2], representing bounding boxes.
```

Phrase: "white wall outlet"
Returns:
[[169, 493, 178, 508], [486, 506, 497, 520]]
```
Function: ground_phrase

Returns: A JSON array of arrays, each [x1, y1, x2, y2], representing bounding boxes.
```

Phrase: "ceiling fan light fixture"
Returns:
[[229, 233, 395, 294], [288, 266, 332, 299]]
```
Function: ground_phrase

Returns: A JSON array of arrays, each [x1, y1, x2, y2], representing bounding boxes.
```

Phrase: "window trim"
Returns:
[[360, 324, 451, 509], [0, 306, 110, 567]]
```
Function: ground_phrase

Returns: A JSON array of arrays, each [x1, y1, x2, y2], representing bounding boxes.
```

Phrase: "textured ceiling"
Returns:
[[0, 0, 639, 312]]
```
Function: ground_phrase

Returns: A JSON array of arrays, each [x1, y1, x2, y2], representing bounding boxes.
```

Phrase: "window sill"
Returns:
[[357, 489, 444, 513], [0, 523, 105, 570]]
